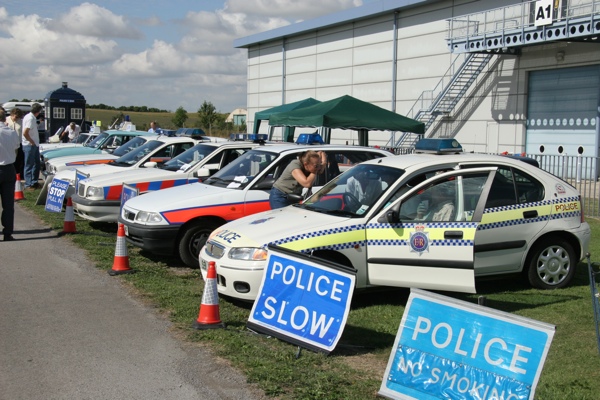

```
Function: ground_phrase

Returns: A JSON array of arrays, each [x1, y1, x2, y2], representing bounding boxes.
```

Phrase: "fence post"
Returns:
[[577, 153, 582, 183], [562, 153, 568, 180]]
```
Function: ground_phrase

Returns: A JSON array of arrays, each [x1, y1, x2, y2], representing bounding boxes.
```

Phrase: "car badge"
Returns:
[[410, 226, 429, 253], [555, 183, 566, 194]]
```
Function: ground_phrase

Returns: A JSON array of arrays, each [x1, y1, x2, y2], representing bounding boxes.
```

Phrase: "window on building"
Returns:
[[71, 108, 83, 120], [53, 107, 65, 119]]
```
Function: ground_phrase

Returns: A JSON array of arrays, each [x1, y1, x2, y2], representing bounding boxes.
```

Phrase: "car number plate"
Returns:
[[123, 225, 129, 236], [201, 259, 207, 271]]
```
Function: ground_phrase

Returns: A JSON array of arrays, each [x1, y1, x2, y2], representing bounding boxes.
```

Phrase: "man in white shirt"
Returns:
[[61, 122, 81, 143], [21, 103, 43, 190], [0, 110, 21, 240]]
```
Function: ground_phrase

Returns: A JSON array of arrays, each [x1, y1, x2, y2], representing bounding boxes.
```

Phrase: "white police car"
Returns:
[[72, 141, 261, 222], [45, 135, 202, 203], [119, 140, 392, 267], [200, 139, 591, 301]]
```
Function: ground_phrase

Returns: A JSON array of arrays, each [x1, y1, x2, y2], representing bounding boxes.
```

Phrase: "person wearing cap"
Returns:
[[0, 110, 21, 241], [61, 122, 81, 143]]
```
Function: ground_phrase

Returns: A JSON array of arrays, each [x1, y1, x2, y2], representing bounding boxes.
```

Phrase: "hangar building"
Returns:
[[234, 0, 600, 159]]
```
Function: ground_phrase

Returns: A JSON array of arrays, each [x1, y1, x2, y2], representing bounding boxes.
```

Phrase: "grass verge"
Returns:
[[18, 189, 600, 399]]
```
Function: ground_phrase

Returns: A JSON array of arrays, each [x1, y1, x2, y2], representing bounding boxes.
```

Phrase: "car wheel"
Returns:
[[178, 221, 218, 268], [527, 237, 576, 289]]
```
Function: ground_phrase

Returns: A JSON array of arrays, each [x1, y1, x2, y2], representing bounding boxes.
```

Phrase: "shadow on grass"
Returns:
[[138, 250, 188, 269]]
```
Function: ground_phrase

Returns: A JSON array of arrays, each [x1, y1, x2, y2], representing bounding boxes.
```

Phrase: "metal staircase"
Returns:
[[391, 52, 493, 149]]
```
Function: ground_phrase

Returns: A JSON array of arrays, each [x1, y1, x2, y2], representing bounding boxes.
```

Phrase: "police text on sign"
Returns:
[[379, 289, 554, 400], [247, 245, 356, 354]]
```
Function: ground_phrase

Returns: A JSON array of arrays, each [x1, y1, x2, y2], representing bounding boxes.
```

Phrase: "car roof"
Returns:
[[245, 143, 392, 155], [359, 152, 543, 172]]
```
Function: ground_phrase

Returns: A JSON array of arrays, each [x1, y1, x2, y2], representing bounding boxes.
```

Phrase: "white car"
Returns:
[[72, 141, 261, 222], [119, 143, 392, 267], [47, 135, 202, 203], [199, 139, 592, 301], [39, 131, 99, 152]]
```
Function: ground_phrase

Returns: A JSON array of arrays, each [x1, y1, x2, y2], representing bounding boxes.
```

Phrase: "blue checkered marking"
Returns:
[[480, 197, 581, 230], [366, 222, 478, 229], [268, 224, 365, 247]]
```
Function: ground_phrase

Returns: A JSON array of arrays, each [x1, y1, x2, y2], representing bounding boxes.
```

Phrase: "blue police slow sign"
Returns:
[[379, 289, 555, 400], [247, 245, 356, 354]]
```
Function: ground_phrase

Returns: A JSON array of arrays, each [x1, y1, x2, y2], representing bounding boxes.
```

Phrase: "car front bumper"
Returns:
[[117, 217, 180, 255], [72, 195, 121, 222], [199, 245, 265, 302]]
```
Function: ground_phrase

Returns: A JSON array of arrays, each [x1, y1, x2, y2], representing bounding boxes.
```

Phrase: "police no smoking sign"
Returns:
[[247, 245, 356, 354], [379, 289, 555, 400]]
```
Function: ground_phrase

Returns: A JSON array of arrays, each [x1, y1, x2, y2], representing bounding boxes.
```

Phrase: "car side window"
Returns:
[[399, 173, 488, 222], [513, 169, 545, 203], [484, 167, 518, 208]]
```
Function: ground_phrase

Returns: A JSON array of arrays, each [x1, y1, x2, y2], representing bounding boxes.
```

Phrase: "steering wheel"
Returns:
[[343, 192, 361, 212]]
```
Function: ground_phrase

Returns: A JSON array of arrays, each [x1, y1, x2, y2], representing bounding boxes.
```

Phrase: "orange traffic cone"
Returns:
[[109, 223, 135, 276], [14, 174, 25, 201], [62, 197, 76, 234], [192, 261, 225, 329]]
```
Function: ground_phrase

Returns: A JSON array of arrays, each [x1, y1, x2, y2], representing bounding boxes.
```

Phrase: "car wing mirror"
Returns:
[[194, 168, 211, 178], [253, 176, 276, 190], [143, 161, 158, 168], [377, 202, 401, 224]]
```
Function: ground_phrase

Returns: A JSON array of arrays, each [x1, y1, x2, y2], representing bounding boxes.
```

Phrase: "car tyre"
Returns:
[[178, 221, 218, 268], [527, 236, 576, 289]]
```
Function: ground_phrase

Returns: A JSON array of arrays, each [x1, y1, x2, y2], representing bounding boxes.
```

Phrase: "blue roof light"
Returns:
[[296, 132, 324, 145], [414, 138, 462, 154], [229, 133, 267, 142]]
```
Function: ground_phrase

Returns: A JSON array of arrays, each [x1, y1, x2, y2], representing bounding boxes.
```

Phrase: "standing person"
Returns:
[[60, 122, 81, 143], [21, 103, 43, 190], [6, 108, 24, 178], [148, 121, 158, 133], [269, 150, 326, 209], [0, 110, 21, 241]]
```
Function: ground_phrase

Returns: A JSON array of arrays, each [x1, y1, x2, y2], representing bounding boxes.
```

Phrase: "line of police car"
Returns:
[[44, 134, 591, 302]]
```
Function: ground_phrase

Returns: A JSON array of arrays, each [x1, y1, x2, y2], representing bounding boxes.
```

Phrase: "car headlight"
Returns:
[[134, 211, 164, 223], [85, 186, 104, 199], [46, 164, 56, 174], [228, 247, 268, 261]]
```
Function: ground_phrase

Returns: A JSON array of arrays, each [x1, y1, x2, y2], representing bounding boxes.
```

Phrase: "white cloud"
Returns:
[[225, 0, 362, 20], [0, 0, 365, 112], [49, 3, 143, 39]]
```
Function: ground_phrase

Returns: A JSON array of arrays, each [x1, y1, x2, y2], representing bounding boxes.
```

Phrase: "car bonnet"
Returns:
[[207, 206, 354, 250]]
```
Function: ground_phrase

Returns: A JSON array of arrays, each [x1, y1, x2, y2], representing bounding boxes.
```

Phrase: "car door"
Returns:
[[472, 165, 549, 275], [365, 168, 495, 294]]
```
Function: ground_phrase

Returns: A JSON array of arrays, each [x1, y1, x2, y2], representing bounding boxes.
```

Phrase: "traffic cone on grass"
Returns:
[[109, 223, 135, 276], [192, 261, 225, 329], [62, 197, 76, 234], [14, 174, 25, 201]]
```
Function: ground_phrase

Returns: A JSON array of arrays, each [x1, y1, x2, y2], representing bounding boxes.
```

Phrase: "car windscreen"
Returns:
[[111, 136, 148, 157], [300, 164, 404, 217], [75, 134, 90, 144], [85, 132, 108, 148], [110, 140, 164, 167], [204, 149, 278, 189], [161, 144, 217, 172]]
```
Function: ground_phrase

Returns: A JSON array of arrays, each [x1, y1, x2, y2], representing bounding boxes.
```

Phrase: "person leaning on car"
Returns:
[[269, 150, 326, 209], [0, 110, 21, 241]]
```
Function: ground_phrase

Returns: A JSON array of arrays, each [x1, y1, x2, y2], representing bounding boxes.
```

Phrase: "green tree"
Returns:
[[172, 106, 188, 128], [197, 101, 218, 135]]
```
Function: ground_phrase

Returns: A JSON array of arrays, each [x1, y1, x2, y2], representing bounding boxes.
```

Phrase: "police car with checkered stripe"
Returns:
[[200, 139, 591, 301], [119, 135, 392, 267]]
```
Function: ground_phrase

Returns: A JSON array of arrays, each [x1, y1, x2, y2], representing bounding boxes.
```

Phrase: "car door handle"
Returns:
[[444, 230, 463, 239], [523, 210, 538, 219]]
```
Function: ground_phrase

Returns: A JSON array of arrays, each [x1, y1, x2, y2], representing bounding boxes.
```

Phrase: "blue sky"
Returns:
[[0, 0, 367, 114]]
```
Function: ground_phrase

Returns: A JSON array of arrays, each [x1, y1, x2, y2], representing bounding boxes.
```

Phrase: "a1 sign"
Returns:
[[247, 245, 356, 354], [534, 0, 554, 26]]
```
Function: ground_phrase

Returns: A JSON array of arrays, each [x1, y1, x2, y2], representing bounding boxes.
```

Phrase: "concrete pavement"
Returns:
[[0, 202, 265, 400]]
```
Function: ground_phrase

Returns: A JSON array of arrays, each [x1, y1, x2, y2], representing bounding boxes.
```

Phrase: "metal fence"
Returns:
[[527, 153, 600, 218]]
